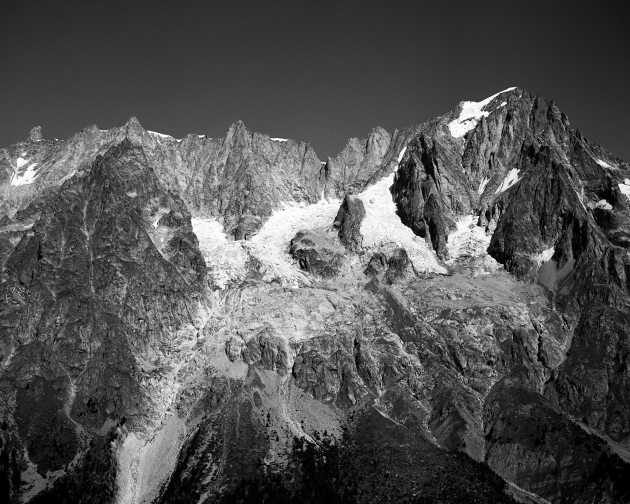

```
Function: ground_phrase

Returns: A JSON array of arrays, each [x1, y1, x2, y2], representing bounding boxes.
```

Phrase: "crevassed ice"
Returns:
[[494, 168, 520, 194], [356, 171, 446, 274], [191, 197, 342, 288], [191, 218, 250, 288], [192, 144, 445, 284], [248, 198, 342, 283], [619, 179, 630, 200], [446, 215, 497, 265], [448, 87, 516, 138]]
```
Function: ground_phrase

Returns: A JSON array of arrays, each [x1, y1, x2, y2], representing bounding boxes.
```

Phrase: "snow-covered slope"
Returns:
[[357, 172, 446, 274], [448, 87, 515, 138], [192, 197, 342, 288]]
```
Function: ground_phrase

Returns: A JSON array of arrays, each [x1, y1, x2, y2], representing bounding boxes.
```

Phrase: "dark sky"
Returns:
[[1, 0, 628, 159]]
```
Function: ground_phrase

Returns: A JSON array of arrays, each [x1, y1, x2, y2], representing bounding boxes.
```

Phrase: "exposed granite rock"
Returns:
[[363, 248, 412, 283], [28, 126, 42, 142], [0, 139, 205, 497], [323, 126, 392, 196], [289, 230, 344, 277], [242, 329, 290, 375], [225, 336, 245, 362], [391, 134, 461, 258], [0, 118, 329, 239], [332, 194, 365, 252], [364, 252, 388, 276], [384, 247, 411, 284]]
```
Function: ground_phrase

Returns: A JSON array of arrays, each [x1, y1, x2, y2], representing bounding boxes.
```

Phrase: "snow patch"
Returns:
[[148, 130, 181, 142], [596, 158, 614, 169], [494, 168, 520, 194], [478, 177, 490, 195], [448, 87, 516, 138], [534, 247, 555, 265], [397, 146, 407, 163], [270, 137, 288, 142], [619, 179, 630, 200], [10, 160, 39, 186], [356, 173, 446, 274], [591, 199, 612, 210]]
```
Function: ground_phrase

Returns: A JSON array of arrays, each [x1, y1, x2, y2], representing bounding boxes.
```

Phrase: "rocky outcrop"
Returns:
[[28, 126, 42, 142], [241, 329, 290, 375], [364, 252, 388, 276], [384, 247, 411, 283], [363, 248, 412, 283], [332, 195, 365, 252], [391, 134, 465, 258], [289, 230, 344, 277]]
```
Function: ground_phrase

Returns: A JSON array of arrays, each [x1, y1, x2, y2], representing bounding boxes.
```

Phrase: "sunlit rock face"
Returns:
[[2, 88, 630, 504]]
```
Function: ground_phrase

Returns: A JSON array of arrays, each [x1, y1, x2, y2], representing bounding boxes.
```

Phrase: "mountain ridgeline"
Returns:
[[1, 87, 630, 504]]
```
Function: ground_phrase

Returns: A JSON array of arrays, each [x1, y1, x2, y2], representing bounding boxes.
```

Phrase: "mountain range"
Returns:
[[1, 87, 630, 504]]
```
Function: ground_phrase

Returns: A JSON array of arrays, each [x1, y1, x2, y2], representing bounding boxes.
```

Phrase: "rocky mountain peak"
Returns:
[[123, 115, 146, 141], [28, 125, 42, 142]]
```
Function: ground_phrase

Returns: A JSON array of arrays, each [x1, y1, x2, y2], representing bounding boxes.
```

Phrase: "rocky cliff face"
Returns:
[[2, 87, 630, 504]]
